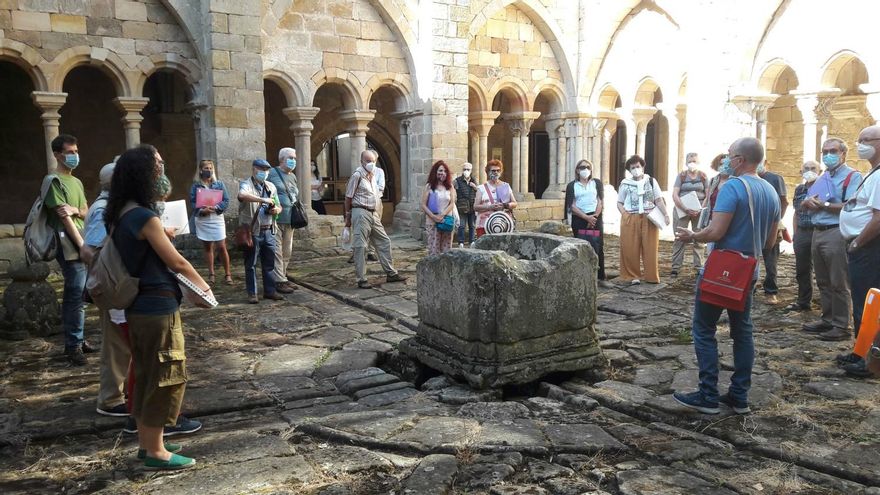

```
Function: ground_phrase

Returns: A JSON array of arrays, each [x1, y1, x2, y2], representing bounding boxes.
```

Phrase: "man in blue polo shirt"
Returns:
[[672, 137, 780, 415], [801, 138, 862, 341]]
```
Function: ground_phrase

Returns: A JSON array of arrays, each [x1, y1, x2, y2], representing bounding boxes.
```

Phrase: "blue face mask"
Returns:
[[286, 158, 296, 171], [64, 153, 80, 169], [719, 157, 732, 175], [822, 153, 840, 168], [255, 170, 268, 182]]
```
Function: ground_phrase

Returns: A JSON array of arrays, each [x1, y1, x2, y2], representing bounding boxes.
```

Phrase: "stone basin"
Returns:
[[400, 232, 605, 388]]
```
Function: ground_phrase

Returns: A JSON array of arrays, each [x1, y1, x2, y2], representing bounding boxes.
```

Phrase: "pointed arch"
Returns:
[[820, 50, 869, 90], [634, 77, 662, 107], [594, 83, 622, 111], [755, 58, 798, 93]]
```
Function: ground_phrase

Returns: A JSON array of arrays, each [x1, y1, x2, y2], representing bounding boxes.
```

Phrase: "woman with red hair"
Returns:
[[474, 159, 517, 237], [421, 160, 457, 255]]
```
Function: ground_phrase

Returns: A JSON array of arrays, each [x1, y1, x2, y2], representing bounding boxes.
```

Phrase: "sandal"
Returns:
[[143, 453, 195, 470], [225, 274, 233, 285], [208, 273, 215, 285]]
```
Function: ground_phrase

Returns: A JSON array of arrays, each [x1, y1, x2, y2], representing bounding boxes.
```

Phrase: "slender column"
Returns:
[[339, 109, 375, 174], [620, 109, 637, 159], [469, 111, 500, 183], [284, 106, 320, 207], [31, 91, 68, 172], [114, 97, 150, 147], [566, 119, 579, 183], [794, 94, 822, 162], [468, 131, 479, 165], [591, 118, 608, 180], [399, 119, 412, 202], [557, 123, 568, 185], [509, 123, 523, 195], [545, 120, 559, 188], [632, 107, 656, 156]]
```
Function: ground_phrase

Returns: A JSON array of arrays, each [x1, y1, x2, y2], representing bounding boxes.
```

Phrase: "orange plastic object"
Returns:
[[854, 288, 880, 358]]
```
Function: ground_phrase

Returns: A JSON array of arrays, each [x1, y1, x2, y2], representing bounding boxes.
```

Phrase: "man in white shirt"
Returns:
[[838, 125, 880, 377]]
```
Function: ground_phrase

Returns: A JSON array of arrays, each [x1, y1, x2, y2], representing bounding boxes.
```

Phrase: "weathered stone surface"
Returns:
[[138, 455, 316, 494], [352, 381, 414, 399], [804, 379, 879, 400], [421, 375, 457, 391], [357, 387, 419, 407], [435, 385, 501, 405], [342, 338, 393, 353], [337, 371, 400, 395], [616, 466, 737, 495], [544, 424, 627, 452], [314, 410, 419, 440], [314, 350, 380, 378], [526, 458, 574, 481], [254, 345, 326, 377], [671, 370, 783, 406], [543, 478, 599, 495], [403, 233, 604, 388], [1, 263, 60, 339], [296, 326, 361, 348], [477, 419, 549, 448], [456, 401, 530, 421], [306, 445, 394, 474], [459, 462, 517, 488], [490, 486, 548, 495], [401, 454, 458, 495], [390, 416, 480, 447], [593, 381, 656, 404]]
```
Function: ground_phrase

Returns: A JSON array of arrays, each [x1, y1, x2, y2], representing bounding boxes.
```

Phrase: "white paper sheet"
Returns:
[[675, 191, 704, 219], [160, 200, 190, 235]]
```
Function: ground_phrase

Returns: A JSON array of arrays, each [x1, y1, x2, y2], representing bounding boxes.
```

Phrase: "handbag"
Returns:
[[234, 208, 260, 249], [698, 177, 759, 312], [436, 214, 455, 232], [290, 200, 308, 229]]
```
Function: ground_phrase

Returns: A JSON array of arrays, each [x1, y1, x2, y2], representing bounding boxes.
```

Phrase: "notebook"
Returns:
[[170, 271, 218, 308], [196, 188, 223, 208]]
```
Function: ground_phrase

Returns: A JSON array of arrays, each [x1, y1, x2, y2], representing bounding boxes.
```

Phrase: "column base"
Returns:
[[542, 184, 567, 199], [391, 200, 425, 240], [515, 192, 536, 202]]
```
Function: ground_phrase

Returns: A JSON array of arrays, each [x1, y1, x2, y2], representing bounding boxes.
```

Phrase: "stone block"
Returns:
[[228, 14, 260, 36], [231, 51, 261, 72], [335, 17, 359, 37], [50, 13, 85, 33], [13, 224, 26, 236], [102, 36, 135, 54], [211, 50, 230, 70], [121, 20, 156, 39], [401, 233, 604, 388], [214, 106, 249, 128], [114, 0, 147, 21], [12, 11, 50, 31], [311, 32, 340, 52], [134, 39, 163, 56], [210, 12, 227, 33], [0, 225, 14, 239], [86, 17, 121, 36], [210, 0, 253, 16], [210, 32, 244, 51], [157, 23, 185, 41], [212, 69, 245, 88], [356, 39, 379, 56]]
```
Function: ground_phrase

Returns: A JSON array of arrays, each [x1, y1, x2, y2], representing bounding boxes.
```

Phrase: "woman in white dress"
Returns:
[[189, 159, 232, 284], [420, 160, 457, 255], [474, 159, 517, 238]]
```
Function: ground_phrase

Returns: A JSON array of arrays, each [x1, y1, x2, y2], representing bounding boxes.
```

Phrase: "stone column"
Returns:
[[339, 110, 376, 173], [557, 122, 568, 185], [468, 130, 478, 165], [658, 102, 680, 188], [284, 106, 320, 207], [565, 118, 580, 183], [544, 118, 560, 196], [114, 97, 150, 148], [504, 112, 539, 199], [591, 118, 608, 180], [507, 120, 524, 196], [864, 89, 880, 125], [390, 110, 422, 203], [676, 104, 687, 168], [469, 111, 500, 183], [632, 107, 657, 156], [31, 91, 67, 172]]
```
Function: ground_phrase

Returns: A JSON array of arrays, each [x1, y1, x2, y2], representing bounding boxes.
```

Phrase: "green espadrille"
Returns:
[[143, 453, 195, 470], [136, 443, 182, 460]]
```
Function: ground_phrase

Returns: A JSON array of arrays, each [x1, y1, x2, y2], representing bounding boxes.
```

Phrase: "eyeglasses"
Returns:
[[488, 169, 501, 173], [858, 138, 880, 144], [821, 149, 840, 155]]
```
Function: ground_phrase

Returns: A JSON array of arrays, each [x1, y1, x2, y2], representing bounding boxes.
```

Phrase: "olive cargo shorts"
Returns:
[[126, 311, 187, 428]]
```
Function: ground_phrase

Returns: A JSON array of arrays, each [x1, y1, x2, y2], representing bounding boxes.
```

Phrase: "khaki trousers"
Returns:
[[351, 207, 397, 282], [127, 311, 187, 428], [812, 227, 852, 331], [273, 222, 294, 282], [96, 310, 130, 409], [619, 211, 660, 283], [671, 214, 704, 271]]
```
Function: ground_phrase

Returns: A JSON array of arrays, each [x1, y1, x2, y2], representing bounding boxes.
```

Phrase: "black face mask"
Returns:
[[200, 170, 212, 179]]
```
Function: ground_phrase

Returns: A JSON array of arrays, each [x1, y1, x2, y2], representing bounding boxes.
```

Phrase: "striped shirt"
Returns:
[[345, 167, 378, 209]]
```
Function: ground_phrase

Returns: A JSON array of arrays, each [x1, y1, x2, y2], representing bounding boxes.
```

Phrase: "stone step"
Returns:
[[352, 381, 414, 400], [338, 372, 402, 396]]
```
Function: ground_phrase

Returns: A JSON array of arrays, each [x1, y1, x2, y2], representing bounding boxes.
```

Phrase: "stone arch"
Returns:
[[531, 79, 566, 114], [468, 75, 490, 112], [586, 0, 680, 96], [157, 0, 206, 65], [134, 54, 202, 97], [488, 77, 530, 113], [821, 50, 869, 91], [595, 84, 622, 111], [263, 69, 306, 107], [469, 0, 577, 101], [0, 39, 47, 91], [634, 78, 662, 107], [755, 58, 799, 93], [311, 68, 364, 110], [748, 0, 791, 81], [364, 73, 413, 113], [49, 46, 132, 96]]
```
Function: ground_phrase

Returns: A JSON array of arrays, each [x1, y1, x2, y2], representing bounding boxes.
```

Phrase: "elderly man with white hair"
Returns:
[[266, 146, 299, 293]]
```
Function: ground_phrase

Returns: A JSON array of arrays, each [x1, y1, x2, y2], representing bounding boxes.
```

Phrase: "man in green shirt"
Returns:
[[45, 134, 91, 365]]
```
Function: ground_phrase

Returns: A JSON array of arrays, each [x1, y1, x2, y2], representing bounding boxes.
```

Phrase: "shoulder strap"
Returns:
[[842, 170, 858, 197], [484, 183, 496, 204], [734, 177, 759, 256], [274, 167, 293, 198]]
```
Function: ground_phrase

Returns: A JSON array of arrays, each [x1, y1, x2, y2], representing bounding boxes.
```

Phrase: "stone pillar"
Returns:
[[557, 122, 568, 185], [31, 91, 67, 172], [508, 120, 523, 196], [864, 90, 880, 125], [659, 102, 680, 188], [632, 107, 657, 156], [468, 131, 478, 165], [284, 106, 320, 207], [565, 118, 580, 183], [469, 111, 500, 183], [114, 97, 150, 148], [390, 110, 422, 204], [503, 112, 539, 200], [339, 110, 376, 173], [591, 118, 608, 180], [544, 118, 560, 196]]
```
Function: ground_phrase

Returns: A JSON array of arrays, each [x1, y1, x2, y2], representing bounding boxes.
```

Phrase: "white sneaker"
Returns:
[[459, 243, 464, 249]]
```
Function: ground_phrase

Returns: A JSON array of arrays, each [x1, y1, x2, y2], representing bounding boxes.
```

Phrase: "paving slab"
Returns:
[[254, 344, 328, 377], [314, 350, 380, 378], [389, 416, 480, 448], [400, 454, 458, 495], [543, 424, 627, 452], [615, 466, 737, 495]]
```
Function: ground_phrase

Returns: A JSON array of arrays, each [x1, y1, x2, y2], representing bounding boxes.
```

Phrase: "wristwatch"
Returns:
[[823, 201, 830, 210]]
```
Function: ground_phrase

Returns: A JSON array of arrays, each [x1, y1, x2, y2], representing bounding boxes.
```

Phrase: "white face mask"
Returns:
[[630, 166, 644, 178], [462, 169, 472, 178], [578, 168, 591, 180], [802, 171, 818, 183], [858, 142, 877, 160], [363, 162, 375, 172], [687, 163, 698, 172]]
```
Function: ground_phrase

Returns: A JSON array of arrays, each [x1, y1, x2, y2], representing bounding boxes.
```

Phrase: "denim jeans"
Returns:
[[56, 250, 86, 349], [691, 275, 756, 403], [761, 241, 780, 294], [244, 229, 277, 296], [457, 210, 476, 244], [848, 237, 880, 335]]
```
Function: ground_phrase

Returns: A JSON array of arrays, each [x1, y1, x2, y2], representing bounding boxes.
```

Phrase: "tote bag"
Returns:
[[698, 177, 759, 312]]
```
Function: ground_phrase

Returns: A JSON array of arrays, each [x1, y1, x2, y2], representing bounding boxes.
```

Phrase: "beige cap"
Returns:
[[99, 162, 116, 190]]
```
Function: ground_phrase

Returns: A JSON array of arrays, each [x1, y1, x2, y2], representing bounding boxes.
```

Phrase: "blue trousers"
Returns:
[[244, 229, 277, 296], [56, 250, 86, 349], [848, 237, 880, 335], [691, 276, 756, 403], [456, 210, 476, 244]]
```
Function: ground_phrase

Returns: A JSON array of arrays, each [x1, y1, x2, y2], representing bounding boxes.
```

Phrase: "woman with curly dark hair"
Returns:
[[105, 144, 212, 470], [420, 160, 457, 255]]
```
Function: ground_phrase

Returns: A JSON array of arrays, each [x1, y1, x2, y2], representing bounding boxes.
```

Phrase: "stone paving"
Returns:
[[1, 234, 879, 494]]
